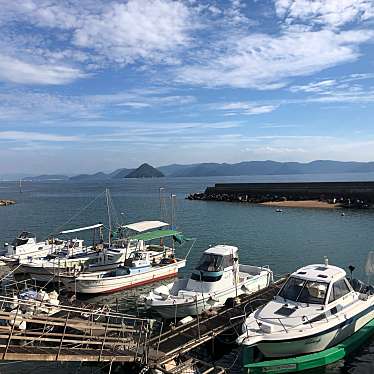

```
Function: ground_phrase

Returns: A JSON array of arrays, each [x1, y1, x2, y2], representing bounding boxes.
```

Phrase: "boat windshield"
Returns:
[[278, 277, 328, 305], [195, 253, 223, 272]]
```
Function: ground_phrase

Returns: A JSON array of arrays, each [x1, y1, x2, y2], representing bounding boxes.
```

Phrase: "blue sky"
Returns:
[[1, 0, 374, 175]]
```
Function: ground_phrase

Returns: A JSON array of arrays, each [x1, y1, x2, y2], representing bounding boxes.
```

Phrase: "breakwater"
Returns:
[[187, 181, 374, 208]]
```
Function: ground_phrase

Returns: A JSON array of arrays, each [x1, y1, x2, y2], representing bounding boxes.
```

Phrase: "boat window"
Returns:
[[328, 279, 351, 303], [195, 254, 223, 272], [190, 272, 222, 282], [298, 281, 328, 304], [12, 238, 29, 246], [278, 277, 328, 304]]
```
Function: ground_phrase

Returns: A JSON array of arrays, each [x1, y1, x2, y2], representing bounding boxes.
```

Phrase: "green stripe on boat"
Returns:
[[244, 318, 374, 373]]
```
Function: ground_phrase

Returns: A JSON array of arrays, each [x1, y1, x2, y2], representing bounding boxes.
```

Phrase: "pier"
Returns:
[[0, 279, 286, 372], [187, 181, 374, 208]]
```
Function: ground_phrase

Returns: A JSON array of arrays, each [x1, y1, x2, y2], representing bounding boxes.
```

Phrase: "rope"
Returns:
[[43, 191, 106, 240], [184, 238, 197, 259], [0, 263, 22, 283]]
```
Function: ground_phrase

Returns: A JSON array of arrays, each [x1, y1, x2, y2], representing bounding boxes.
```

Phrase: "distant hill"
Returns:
[[110, 168, 134, 179], [166, 160, 374, 177], [23, 174, 69, 181], [22, 160, 374, 182], [69, 172, 110, 181], [158, 163, 198, 176], [125, 163, 164, 178]]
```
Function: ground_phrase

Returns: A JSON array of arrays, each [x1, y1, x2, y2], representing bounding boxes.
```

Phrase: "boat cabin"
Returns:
[[190, 245, 238, 283], [6, 232, 38, 256], [277, 264, 354, 306]]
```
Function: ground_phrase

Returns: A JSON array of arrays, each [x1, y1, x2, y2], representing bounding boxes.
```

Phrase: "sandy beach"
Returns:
[[259, 200, 340, 209]]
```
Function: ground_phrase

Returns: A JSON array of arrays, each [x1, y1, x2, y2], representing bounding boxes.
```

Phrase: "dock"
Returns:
[[187, 181, 374, 208], [0, 279, 286, 372]]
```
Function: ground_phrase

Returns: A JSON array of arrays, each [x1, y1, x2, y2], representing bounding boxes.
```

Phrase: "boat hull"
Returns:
[[147, 270, 272, 319], [63, 260, 186, 294], [252, 305, 374, 358]]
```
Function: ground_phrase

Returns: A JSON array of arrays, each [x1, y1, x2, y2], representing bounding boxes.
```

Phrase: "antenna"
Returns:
[[170, 194, 176, 229], [159, 187, 164, 221]]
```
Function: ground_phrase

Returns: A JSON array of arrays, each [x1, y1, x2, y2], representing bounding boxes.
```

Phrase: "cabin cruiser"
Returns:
[[60, 250, 186, 294], [145, 245, 273, 319], [0, 232, 65, 265], [237, 260, 374, 358]]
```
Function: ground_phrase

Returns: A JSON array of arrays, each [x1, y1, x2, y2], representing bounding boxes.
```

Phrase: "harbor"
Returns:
[[1, 177, 374, 374]]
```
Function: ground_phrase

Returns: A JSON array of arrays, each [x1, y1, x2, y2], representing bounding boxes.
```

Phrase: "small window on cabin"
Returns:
[[329, 279, 350, 303]]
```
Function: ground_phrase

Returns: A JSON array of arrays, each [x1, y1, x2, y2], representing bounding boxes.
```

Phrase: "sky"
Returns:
[[1, 0, 374, 175]]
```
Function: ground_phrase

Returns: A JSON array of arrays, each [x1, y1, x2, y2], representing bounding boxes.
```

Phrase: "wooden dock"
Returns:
[[0, 278, 286, 372]]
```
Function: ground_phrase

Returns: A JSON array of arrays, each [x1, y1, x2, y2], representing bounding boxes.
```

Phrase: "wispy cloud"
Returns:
[[218, 102, 279, 115], [0, 54, 85, 85], [0, 131, 80, 142], [176, 29, 373, 89]]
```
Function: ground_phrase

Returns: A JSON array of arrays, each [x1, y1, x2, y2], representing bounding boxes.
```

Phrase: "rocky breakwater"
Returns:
[[187, 181, 374, 209], [0, 199, 16, 206]]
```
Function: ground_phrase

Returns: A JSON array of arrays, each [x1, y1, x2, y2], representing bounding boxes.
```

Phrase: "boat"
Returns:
[[144, 245, 273, 319], [0, 231, 65, 265], [237, 259, 374, 360], [60, 249, 186, 294], [14, 223, 108, 282]]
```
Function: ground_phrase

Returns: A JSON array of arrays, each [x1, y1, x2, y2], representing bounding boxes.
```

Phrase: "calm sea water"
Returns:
[[1, 173, 374, 373]]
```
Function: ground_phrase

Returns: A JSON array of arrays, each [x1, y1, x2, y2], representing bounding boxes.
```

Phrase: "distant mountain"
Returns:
[[166, 160, 374, 177], [23, 174, 69, 181], [158, 163, 198, 176], [125, 163, 164, 178], [69, 172, 110, 181], [110, 168, 134, 179], [22, 160, 374, 182]]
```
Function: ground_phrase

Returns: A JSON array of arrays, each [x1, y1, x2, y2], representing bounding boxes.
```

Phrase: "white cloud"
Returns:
[[0, 54, 84, 85], [288, 74, 374, 104], [177, 29, 373, 89], [275, 0, 374, 28], [219, 102, 279, 115], [0, 131, 79, 142], [72, 0, 194, 65]]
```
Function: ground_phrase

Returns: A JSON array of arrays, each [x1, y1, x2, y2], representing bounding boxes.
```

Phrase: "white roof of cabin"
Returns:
[[123, 221, 169, 232], [292, 264, 346, 283], [204, 245, 238, 256]]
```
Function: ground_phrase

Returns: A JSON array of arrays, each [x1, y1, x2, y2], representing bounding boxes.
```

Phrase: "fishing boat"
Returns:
[[15, 223, 107, 282], [144, 245, 273, 319], [237, 259, 374, 359], [60, 250, 186, 294], [0, 232, 65, 265], [59, 225, 191, 294]]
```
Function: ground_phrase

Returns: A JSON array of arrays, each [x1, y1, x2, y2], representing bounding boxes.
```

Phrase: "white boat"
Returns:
[[145, 245, 273, 319], [237, 260, 374, 358], [60, 250, 186, 294], [15, 223, 107, 282], [0, 231, 65, 265], [17, 221, 181, 283]]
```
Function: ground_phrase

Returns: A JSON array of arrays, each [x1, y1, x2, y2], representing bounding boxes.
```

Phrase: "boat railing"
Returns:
[[243, 310, 341, 335]]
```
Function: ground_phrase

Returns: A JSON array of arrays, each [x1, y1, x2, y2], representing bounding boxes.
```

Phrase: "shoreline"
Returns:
[[259, 200, 340, 209]]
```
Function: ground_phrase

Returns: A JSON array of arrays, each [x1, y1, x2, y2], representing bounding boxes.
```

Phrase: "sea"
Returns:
[[1, 173, 374, 373]]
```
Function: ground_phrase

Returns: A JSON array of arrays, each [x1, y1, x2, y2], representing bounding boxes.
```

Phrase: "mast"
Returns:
[[19, 179, 22, 193], [159, 187, 164, 221], [106, 188, 112, 246], [170, 193, 176, 253]]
